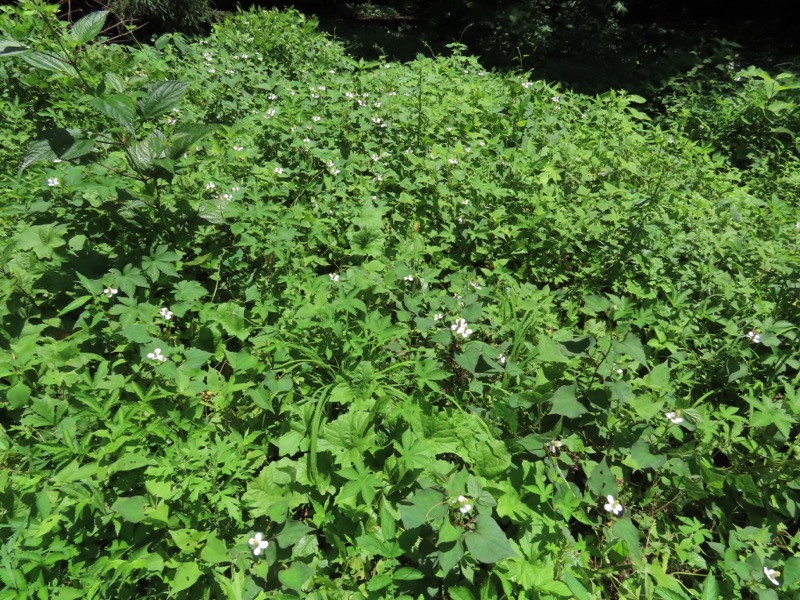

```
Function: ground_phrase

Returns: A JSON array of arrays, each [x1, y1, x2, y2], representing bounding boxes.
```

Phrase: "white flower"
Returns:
[[665, 411, 684, 425], [233, 145, 244, 151], [159, 307, 174, 321], [231, 186, 241, 192], [469, 281, 482, 290], [449, 158, 458, 165], [303, 137, 312, 143], [52, 158, 63, 163], [552, 95, 561, 103], [208, 67, 216, 73], [206, 182, 216, 190], [459, 504, 472, 514], [274, 167, 284, 175], [433, 313, 444, 321], [497, 353, 507, 365], [522, 81, 533, 89], [604, 495, 623, 516], [764, 566, 780, 586], [240, 53, 249, 59], [248, 532, 270, 556], [747, 331, 762, 344], [47, 177, 60, 187], [103, 287, 118, 298], [329, 273, 340, 282], [220, 193, 233, 201], [312, 116, 321, 122], [545, 440, 562, 454], [166, 118, 177, 126], [453, 495, 472, 514], [403, 275, 414, 282], [371, 117, 382, 124], [268, 93, 278, 101], [451, 318, 473, 339], [146, 347, 167, 363], [371, 154, 381, 162]]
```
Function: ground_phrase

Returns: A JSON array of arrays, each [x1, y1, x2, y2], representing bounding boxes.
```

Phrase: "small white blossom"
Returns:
[[764, 567, 780, 587], [53, 158, 63, 163], [497, 353, 507, 365], [264, 109, 276, 118], [146, 347, 167, 363], [166, 118, 177, 126], [451, 318, 473, 339], [604, 495, 623, 515], [371, 117, 382, 124], [460, 504, 472, 514], [240, 53, 249, 59], [206, 182, 216, 190], [47, 177, 60, 187], [159, 307, 174, 321], [312, 116, 321, 122], [274, 167, 284, 175], [453, 495, 472, 514], [552, 95, 561, 103], [522, 81, 533, 89], [248, 532, 269, 556], [268, 93, 278, 101], [665, 411, 684, 425], [233, 145, 244, 152], [469, 282, 482, 290], [220, 193, 233, 201], [329, 273, 340, 282], [449, 158, 458, 165], [403, 275, 414, 282], [747, 331, 762, 344], [208, 67, 216, 74], [545, 440, 562, 454], [433, 313, 444, 321], [231, 186, 241, 192], [103, 287, 118, 298]]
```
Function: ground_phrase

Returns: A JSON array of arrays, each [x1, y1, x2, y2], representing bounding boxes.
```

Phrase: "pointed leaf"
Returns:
[[170, 562, 202, 594], [548, 384, 587, 418], [463, 514, 516, 563], [89, 94, 136, 130], [69, 11, 109, 44], [139, 81, 189, 119], [700, 574, 719, 600], [0, 39, 29, 56], [21, 128, 94, 170], [21, 50, 77, 76], [168, 123, 216, 158]]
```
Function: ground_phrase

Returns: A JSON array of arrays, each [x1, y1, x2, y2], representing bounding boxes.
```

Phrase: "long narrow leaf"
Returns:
[[69, 10, 109, 45]]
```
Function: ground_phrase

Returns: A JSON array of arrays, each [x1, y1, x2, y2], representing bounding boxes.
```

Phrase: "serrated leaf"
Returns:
[[700, 574, 719, 600], [168, 123, 216, 158], [69, 11, 109, 44], [89, 94, 136, 130], [610, 517, 642, 561], [127, 131, 167, 174], [21, 128, 94, 170], [7, 382, 31, 409], [21, 50, 77, 76], [139, 80, 189, 119], [548, 384, 587, 418], [0, 39, 28, 56], [463, 514, 516, 563]]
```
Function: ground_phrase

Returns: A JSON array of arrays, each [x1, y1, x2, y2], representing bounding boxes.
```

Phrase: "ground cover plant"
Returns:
[[1, 2, 800, 598]]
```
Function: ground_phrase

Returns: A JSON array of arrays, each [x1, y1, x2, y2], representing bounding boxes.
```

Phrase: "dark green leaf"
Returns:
[[463, 514, 516, 563], [399, 488, 447, 529], [7, 382, 31, 409], [0, 39, 28, 56], [21, 50, 77, 76], [548, 384, 587, 418], [170, 562, 202, 594], [69, 11, 109, 44], [168, 123, 216, 159], [278, 562, 314, 592], [139, 81, 190, 119], [276, 521, 313, 548], [89, 94, 136, 130]]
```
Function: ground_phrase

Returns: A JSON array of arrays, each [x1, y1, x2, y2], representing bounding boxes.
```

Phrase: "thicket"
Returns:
[[1, 2, 799, 598]]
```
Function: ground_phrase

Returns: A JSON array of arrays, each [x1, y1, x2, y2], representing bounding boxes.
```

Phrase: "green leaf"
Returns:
[[21, 50, 77, 77], [394, 567, 424, 580], [57, 294, 93, 317], [0, 39, 28, 57], [548, 384, 587, 418], [562, 572, 592, 600], [128, 131, 167, 174], [625, 438, 667, 472], [276, 521, 313, 548], [587, 459, 617, 497], [111, 496, 147, 523], [168, 123, 216, 158], [53, 459, 98, 483], [89, 94, 136, 130], [449, 587, 476, 600], [700, 574, 719, 600], [278, 562, 314, 592], [783, 556, 800, 587], [399, 488, 447, 529], [69, 10, 109, 44], [170, 529, 207, 552], [7, 382, 31, 409], [21, 128, 94, 170], [610, 517, 642, 562], [200, 533, 229, 564], [463, 514, 516, 563], [170, 562, 202, 594], [139, 81, 190, 119]]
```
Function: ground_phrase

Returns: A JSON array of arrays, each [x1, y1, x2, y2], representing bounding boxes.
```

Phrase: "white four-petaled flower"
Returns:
[[433, 313, 444, 321], [497, 353, 507, 365], [451, 318, 473, 339], [665, 411, 684, 425], [147, 348, 167, 363], [747, 331, 762, 344], [103, 287, 118, 298], [403, 275, 414, 282], [764, 566, 780, 586], [248, 532, 270, 556], [604, 495, 623, 515], [160, 307, 174, 321], [545, 440, 562, 454], [47, 177, 60, 187], [329, 273, 340, 282]]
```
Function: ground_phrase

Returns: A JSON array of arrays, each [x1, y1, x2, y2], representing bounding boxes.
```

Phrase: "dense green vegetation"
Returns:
[[1, 2, 799, 598]]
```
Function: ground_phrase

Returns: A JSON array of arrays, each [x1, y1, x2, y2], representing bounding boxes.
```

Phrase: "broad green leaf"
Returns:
[[170, 562, 202, 594], [200, 533, 229, 564], [625, 438, 666, 472], [53, 459, 97, 483], [89, 94, 136, 130], [394, 567, 424, 580], [463, 514, 516, 563], [537, 335, 570, 363], [21, 50, 77, 76], [57, 294, 93, 317], [139, 80, 190, 119], [587, 459, 617, 497], [108, 451, 154, 473], [700, 574, 719, 600], [399, 488, 447, 529], [276, 521, 313, 548], [471, 436, 512, 478], [437, 539, 464, 574], [0, 39, 28, 56], [562, 572, 592, 600], [21, 128, 94, 170], [127, 131, 167, 174], [69, 10, 109, 44], [548, 384, 587, 418], [168, 123, 216, 158], [111, 496, 147, 523], [610, 517, 642, 562], [278, 562, 314, 592], [7, 382, 31, 409], [448, 587, 476, 600], [170, 529, 207, 552], [783, 556, 800, 587]]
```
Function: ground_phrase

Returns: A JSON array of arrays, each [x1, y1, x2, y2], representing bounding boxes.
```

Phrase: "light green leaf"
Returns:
[[700, 574, 719, 600], [69, 10, 109, 44], [7, 382, 31, 409], [111, 496, 147, 523], [168, 123, 216, 158], [139, 81, 190, 119], [610, 517, 642, 562], [276, 521, 313, 548], [0, 39, 28, 56], [200, 532, 229, 564], [21, 50, 77, 77], [463, 514, 516, 563], [170, 562, 202, 594], [399, 488, 447, 529], [548, 384, 587, 418], [448, 587, 476, 600], [278, 562, 314, 592]]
